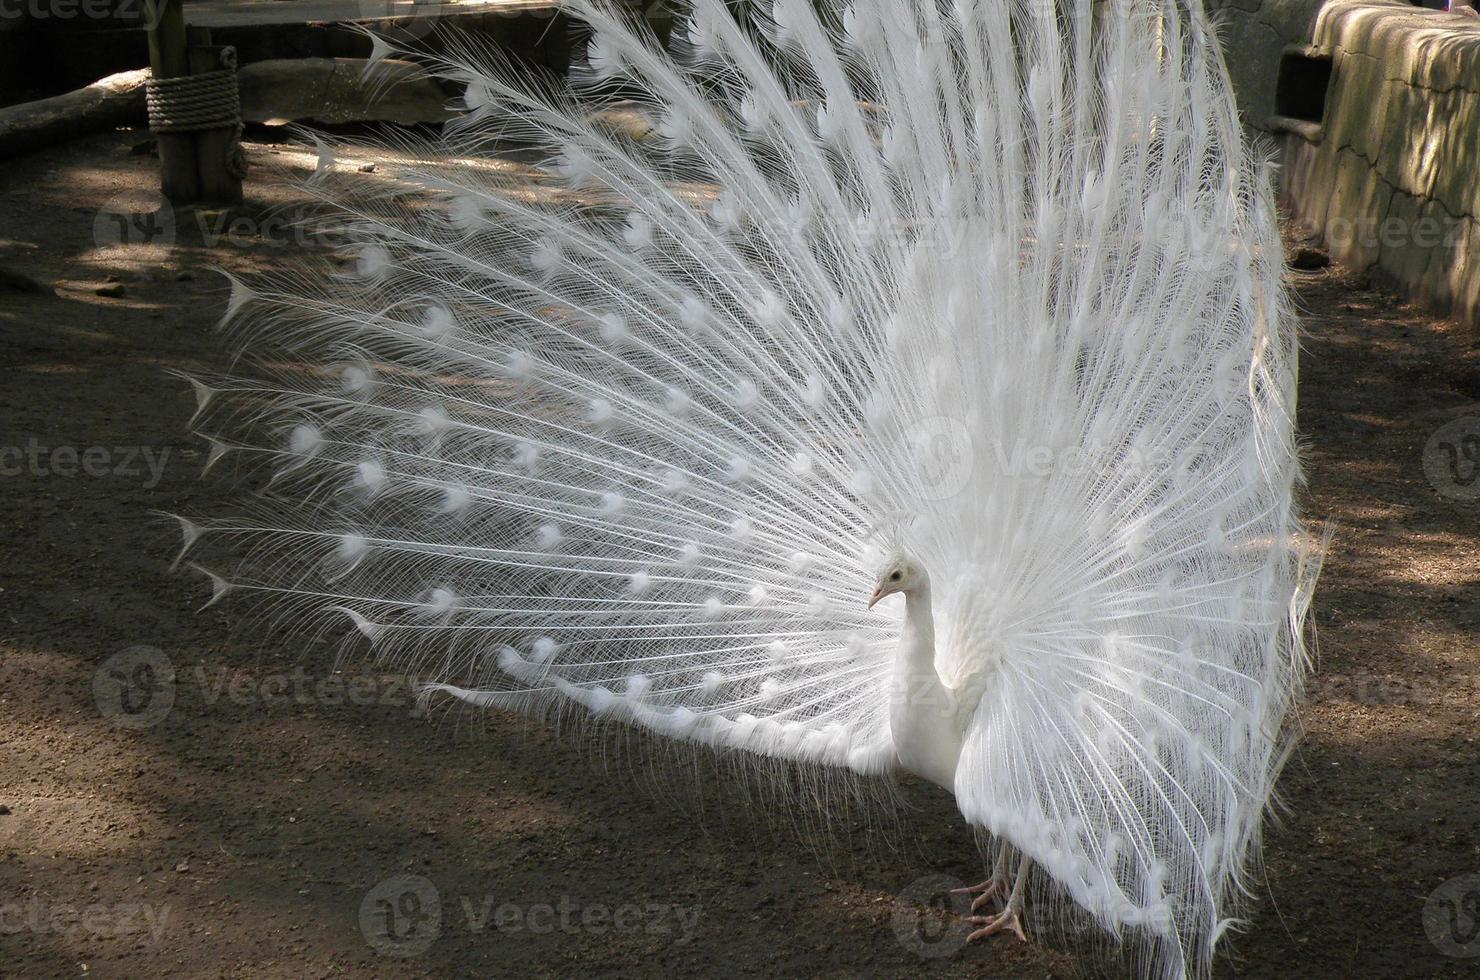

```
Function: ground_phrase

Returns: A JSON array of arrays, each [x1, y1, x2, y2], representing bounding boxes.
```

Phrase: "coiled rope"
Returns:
[[145, 68, 248, 180], [145, 70, 241, 132]]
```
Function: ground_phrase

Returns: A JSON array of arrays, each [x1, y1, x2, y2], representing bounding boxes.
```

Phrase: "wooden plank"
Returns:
[[183, 0, 559, 29]]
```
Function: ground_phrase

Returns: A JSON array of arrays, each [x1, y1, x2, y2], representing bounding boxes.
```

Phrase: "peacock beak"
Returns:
[[867, 585, 885, 610]]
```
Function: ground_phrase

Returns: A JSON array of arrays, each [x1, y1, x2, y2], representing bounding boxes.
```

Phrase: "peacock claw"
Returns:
[[966, 908, 1028, 944], [951, 880, 1004, 913], [962, 851, 1031, 942]]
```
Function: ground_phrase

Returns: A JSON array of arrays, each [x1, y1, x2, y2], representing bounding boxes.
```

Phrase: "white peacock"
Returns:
[[179, 2, 1319, 976]]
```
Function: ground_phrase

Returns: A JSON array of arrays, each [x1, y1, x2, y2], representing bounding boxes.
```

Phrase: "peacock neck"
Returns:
[[899, 583, 938, 676], [889, 578, 964, 792]]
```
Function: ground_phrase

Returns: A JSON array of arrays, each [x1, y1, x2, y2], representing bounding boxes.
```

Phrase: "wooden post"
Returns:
[[145, 2, 244, 206], [187, 27, 244, 206], [145, 0, 199, 204]]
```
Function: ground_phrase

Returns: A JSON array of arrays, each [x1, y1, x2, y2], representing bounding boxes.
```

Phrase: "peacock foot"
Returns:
[[950, 879, 1005, 913], [965, 907, 1028, 943]]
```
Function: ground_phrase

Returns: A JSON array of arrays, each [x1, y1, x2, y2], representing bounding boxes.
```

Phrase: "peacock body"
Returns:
[[182, 2, 1319, 976]]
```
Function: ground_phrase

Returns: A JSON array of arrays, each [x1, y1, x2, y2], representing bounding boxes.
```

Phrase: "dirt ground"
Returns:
[[1, 129, 1478, 979]]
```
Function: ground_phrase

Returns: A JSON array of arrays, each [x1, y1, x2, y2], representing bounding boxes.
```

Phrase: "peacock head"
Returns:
[[867, 555, 926, 609]]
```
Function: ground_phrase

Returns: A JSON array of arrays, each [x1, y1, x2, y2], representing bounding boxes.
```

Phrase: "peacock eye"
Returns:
[[890, 571, 901, 581]]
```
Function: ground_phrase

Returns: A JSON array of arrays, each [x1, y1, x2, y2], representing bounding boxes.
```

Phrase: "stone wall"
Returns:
[[1205, 0, 1330, 133], [1281, 0, 1480, 318]]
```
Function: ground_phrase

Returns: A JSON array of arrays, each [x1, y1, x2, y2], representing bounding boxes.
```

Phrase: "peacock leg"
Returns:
[[952, 839, 1014, 912], [965, 851, 1031, 943]]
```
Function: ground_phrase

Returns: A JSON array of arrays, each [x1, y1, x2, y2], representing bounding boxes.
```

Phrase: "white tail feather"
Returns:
[[186, 3, 1315, 977]]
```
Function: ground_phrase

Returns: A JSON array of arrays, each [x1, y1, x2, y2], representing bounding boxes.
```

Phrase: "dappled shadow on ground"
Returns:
[[1, 131, 1477, 978]]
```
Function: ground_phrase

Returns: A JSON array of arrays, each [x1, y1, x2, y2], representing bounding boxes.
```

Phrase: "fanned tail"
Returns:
[[183, 3, 1315, 978]]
